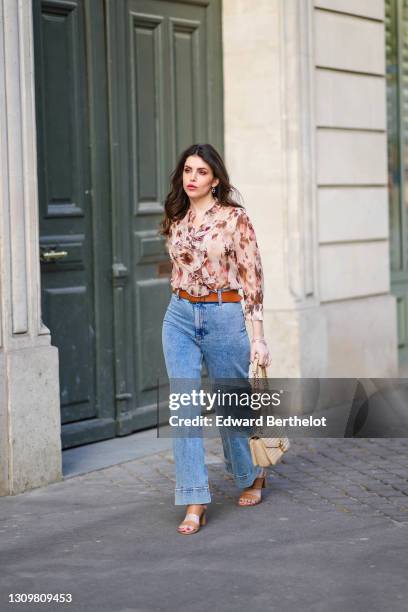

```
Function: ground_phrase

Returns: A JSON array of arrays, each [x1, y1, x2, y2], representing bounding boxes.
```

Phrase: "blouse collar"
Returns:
[[187, 198, 220, 224]]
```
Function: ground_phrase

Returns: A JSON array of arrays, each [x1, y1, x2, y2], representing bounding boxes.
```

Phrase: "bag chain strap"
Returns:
[[251, 357, 288, 449]]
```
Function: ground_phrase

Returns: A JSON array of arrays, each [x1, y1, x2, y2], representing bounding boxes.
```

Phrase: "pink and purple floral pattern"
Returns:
[[165, 200, 264, 321]]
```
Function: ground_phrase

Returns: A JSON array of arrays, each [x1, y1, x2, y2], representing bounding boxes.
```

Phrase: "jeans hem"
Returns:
[[234, 466, 265, 489], [175, 486, 211, 505]]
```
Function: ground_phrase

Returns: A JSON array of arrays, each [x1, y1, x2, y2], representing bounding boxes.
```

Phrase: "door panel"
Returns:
[[107, 0, 223, 434], [33, 0, 115, 447]]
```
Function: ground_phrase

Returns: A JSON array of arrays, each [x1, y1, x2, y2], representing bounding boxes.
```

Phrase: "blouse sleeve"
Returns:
[[233, 209, 264, 321]]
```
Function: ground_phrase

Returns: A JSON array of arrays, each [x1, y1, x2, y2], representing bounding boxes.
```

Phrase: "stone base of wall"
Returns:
[[0, 345, 62, 496]]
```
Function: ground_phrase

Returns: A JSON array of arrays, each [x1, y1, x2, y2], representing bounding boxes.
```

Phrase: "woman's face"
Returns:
[[182, 155, 219, 199]]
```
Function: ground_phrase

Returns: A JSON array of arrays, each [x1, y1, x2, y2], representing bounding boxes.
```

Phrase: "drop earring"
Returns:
[[211, 186, 216, 195]]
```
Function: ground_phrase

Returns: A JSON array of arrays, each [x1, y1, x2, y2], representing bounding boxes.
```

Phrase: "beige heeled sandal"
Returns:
[[177, 505, 207, 535], [238, 470, 267, 506]]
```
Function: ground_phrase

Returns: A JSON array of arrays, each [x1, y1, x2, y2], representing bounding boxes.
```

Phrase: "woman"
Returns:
[[159, 143, 271, 534]]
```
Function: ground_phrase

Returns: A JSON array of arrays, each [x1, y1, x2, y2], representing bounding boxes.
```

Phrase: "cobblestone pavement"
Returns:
[[255, 437, 408, 524], [113, 437, 408, 525], [1, 437, 407, 612]]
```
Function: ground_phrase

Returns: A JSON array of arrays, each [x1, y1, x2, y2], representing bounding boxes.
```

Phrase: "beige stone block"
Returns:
[[321, 294, 398, 377], [318, 187, 388, 242], [262, 305, 328, 377], [314, 0, 384, 20], [262, 294, 397, 378], [223, 0, 276, 18], [317, 130, 387, 185], [316, 69, 386, 129], [224, 129, 282, 184], [222, 2, 278, 50], [314, 10, 385, 74], [319, 242, 390, 301], [223, 74, 277, 129]]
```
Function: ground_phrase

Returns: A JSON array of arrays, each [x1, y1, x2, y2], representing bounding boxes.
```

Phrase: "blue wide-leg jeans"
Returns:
[[162, 290, 263, 505]]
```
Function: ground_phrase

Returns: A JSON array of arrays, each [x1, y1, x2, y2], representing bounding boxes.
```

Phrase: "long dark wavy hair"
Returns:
[[159, 143, 243, 237]]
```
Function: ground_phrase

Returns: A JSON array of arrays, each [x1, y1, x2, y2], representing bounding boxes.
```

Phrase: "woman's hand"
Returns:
[[250, 339, 272, 368]]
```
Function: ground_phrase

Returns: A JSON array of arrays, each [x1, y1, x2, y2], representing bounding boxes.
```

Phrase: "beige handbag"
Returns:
[[248, 356, 290, 467]]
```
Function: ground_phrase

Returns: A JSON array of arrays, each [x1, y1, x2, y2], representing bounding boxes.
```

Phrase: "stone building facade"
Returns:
[[0, 0, 402, 495]]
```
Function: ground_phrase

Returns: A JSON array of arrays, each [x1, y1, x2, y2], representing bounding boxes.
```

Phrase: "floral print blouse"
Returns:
[[165, 199, 264, 321]]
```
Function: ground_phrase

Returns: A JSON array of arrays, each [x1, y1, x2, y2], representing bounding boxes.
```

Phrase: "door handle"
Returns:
[[40, 249, 68, 263]]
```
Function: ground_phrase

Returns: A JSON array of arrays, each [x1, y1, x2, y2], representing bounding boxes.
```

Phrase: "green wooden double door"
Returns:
[[32, 0, 223, 448]]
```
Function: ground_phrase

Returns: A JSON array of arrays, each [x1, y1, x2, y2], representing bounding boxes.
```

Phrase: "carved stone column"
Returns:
[[0, 0, 61, 495]]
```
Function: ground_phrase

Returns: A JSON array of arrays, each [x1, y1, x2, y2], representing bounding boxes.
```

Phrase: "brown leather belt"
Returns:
[[173, 288, 242, 303]]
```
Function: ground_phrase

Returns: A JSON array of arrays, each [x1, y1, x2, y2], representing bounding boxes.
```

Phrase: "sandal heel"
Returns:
[[200, 512, 207, 526]]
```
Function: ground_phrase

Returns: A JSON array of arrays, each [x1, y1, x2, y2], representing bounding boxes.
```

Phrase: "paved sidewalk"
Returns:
[[0, 436, 407, 612]]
